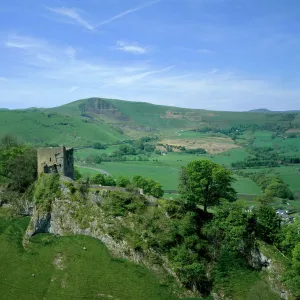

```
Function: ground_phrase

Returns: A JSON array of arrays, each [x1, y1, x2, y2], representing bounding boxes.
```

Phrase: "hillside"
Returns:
[[0, 210, 182, 300], [1, 97, 300, 146]]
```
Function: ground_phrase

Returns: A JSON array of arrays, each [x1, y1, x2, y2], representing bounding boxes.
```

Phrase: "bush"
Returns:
[[102, 191, 146, 216], [91, 174, 116, 186], [255, 205, 280, 243], [92, 142, 107, 149], [132, 175, 164, 198], [91, 174, 106, 185], [116, 176, 131, 187]]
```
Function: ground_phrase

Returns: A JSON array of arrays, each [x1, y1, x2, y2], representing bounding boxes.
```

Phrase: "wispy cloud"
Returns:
[[197, 48, 213, 54], [69, 86, 79, 92], [96, 0, 162, 27], [46, 1, 161, 31], [115, 40, 149, 54], [65, 46, 76, 59], [179, 47, 214, 54], [47, 7, 94, 31], [2, 34, 300, 111], [4, 36, 41, 49], [36, 53, 56, 63], [115, 65, 174, 84]]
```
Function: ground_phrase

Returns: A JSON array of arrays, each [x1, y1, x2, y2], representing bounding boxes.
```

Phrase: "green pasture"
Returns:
[[76, 151, 262, 195], [238, 166, 300, 196], [0, 110, 123, 146], [74, 146, 120, 160], [0, 210, 188, 300]]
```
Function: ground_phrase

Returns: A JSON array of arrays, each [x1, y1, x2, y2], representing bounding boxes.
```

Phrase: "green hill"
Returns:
[[0, 210, 184, 300], [1, 97, 299, 146]]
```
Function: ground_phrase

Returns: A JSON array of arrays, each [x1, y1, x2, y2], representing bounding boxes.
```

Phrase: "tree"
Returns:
[[91, 173, 106, 185], [116, 176, 131, 187], [74, 167, 82, 181], [179, 160, 236, 212], [92, 142, 107, 149], [277, 219, 300, 256], [132, 175, 164, 198], [0, 136, 37, 192], [264, 179, 294, 199], [204, 201, 255, 253], [105, 175, 116, 186], [255, 205, 280, 243], [284, 243, 300, 297]]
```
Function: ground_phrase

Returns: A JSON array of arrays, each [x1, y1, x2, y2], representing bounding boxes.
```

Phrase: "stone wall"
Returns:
[[37, 147, 74, 179]]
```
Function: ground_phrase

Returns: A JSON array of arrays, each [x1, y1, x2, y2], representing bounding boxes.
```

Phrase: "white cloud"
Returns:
[[4, 36, 42, 49], [1, 34, 300, 111], [115, 41, 148, 54], [115, 65, 174, 84], [46, 1, 162, 31], [47, 7, 94, 31], [96, 0, 162, 27], [36, 53, 56, 63], [65, 46, 76, 59], [69, 86, 79, 92], [211, 68, 219, 74], [197, 48, 213, 54]]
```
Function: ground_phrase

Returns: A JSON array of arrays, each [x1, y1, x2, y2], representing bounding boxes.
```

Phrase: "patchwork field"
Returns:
[[76, 147, 263, 196], [160, 136, 240, 154]]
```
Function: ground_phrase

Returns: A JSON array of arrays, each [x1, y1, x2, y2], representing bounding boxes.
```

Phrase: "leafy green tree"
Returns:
[[0, 135, 37, 192], [179, 160, 236, 212], [132, 175, 149, 191], [91, 173, 106, 185], [144, 143, 155, 152], [284, 243, 300, 297], [116, 176, 131, 187], [105, 175, 116, 186], [204, 201, 255, 253], [255, 205, 280, 243], [265, 179, 294, 199], [277, 219, 300, 256], [150, 182, 164, 198], [132, 175, 164, 198], [74, 167, 83, 181], [92, 142, 107, 149]]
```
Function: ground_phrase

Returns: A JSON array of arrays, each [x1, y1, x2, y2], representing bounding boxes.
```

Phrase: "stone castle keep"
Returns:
[[37, 146, 74, 179]]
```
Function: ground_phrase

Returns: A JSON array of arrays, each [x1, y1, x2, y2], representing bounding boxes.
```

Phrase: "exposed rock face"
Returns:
[[249, 248, 271, 269], [23, 182, 184, 295], [249, 248, 291, 300]]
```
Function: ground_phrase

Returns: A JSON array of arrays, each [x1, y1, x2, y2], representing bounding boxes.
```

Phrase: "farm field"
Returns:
[[0, 210, 184, 300], [75, 147, 263, 195]]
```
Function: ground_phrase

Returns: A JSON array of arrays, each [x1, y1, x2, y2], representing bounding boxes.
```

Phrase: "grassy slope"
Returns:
[[0, 109, 123, 146], [0, 210, 187, 300], [1, 97, 299, 144], [1, 97, 300, 197], [105, 98, 294, 132]]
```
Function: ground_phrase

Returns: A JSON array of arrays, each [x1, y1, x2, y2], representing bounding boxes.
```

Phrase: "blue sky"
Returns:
[[1, 0, 300, 111]]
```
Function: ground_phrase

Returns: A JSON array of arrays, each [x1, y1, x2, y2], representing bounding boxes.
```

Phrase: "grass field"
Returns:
[[0, 209, 195, 300], [0, 110, 123, 146], [76, 148, 262, 195]]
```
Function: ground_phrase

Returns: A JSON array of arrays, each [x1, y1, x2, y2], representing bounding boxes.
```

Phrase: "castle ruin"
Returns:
[[37, 146, 74, 179]]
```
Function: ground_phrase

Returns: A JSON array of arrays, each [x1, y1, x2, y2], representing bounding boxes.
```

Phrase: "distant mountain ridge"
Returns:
[[249, 108, 272, 113], [249, 108, 300, 113], [1, 97, 300, 146]]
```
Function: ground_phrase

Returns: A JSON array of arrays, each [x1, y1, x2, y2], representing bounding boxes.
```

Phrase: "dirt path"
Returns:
[[77, 165, 111, 176]]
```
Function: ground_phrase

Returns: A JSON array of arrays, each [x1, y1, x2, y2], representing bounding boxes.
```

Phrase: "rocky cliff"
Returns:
[[23, 175, 189, 297]]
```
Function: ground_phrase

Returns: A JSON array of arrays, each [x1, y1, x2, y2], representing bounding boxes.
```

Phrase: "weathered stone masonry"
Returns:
[[37, 146, 74, 179]]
